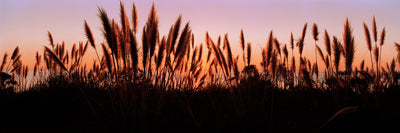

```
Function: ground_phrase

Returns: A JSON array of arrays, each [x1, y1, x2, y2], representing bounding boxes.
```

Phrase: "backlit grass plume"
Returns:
[[282, 44, 288, 66], [333, 36, 342, 75], [265, 31, 274, 69], [132, 2, 138, 33], [84, 20, 95, 49], [98, 7, 115, 56], [395, 42, 400, 66], [240, 29, 246, 66], [378, 27, 386, 76], [324, 30, 331, 57], [363, 22, 374, 71], [44, 46, 67, 72], [298, 23, 307, 57], [312, 23, 319, 81], [84, 20, 101, 65], [343, 18, 355, 74], [146, 3, 159, 61], [374, 45, 379, 71], [130, 30, 138, 71], [173, 23, 191, 71], [372, 16, 377, 43], [223, 34, 233, 70], [312, 23, 319, 41], [247, 42, 252, 67], [101, 43, 113, 73], [240, 29, 245, 51], [0, 53, 8, 72], [274, 38, 282, 60], [316, 45, 325, 67], [11, 46, 19, 60], [48, 31, 54, 48]]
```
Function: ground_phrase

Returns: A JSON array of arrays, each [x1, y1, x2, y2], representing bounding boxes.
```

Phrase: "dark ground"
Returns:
[[1, 85, 400, 133]]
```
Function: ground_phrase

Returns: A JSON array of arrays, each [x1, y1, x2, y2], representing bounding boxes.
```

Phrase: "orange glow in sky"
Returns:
[[1, 0, 400, 70]]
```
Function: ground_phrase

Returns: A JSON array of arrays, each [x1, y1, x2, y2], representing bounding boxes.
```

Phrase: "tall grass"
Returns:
[[2, 2, 396, 93], [1, 2, 400, 132]]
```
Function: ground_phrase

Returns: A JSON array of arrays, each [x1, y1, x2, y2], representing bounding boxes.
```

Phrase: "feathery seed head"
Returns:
[[380, 27, 386, 46], [312, 23, 319, 41], [372, 16, 377, 42], [324, 30, 331, 56], [363, 22, 372, 51]]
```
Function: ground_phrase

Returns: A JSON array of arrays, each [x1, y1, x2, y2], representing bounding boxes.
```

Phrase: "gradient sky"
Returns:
[[1, 0, 400, 70]]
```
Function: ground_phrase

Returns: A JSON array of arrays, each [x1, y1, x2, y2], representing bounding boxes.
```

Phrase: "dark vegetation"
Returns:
[[1, 1, 400, 133]]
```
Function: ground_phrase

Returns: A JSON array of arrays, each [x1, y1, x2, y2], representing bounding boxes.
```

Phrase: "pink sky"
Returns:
[[1, 0, 400, 70]]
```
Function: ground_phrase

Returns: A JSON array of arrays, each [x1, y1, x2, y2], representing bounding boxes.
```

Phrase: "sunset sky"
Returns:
[[1, 0, 399, 70]]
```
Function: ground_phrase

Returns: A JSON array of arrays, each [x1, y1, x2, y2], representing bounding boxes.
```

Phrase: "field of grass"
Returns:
[[1, 2, 400, 133]]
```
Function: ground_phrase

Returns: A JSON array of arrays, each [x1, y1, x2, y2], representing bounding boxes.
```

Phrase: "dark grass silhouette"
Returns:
[[1, 1, 400, 133]]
